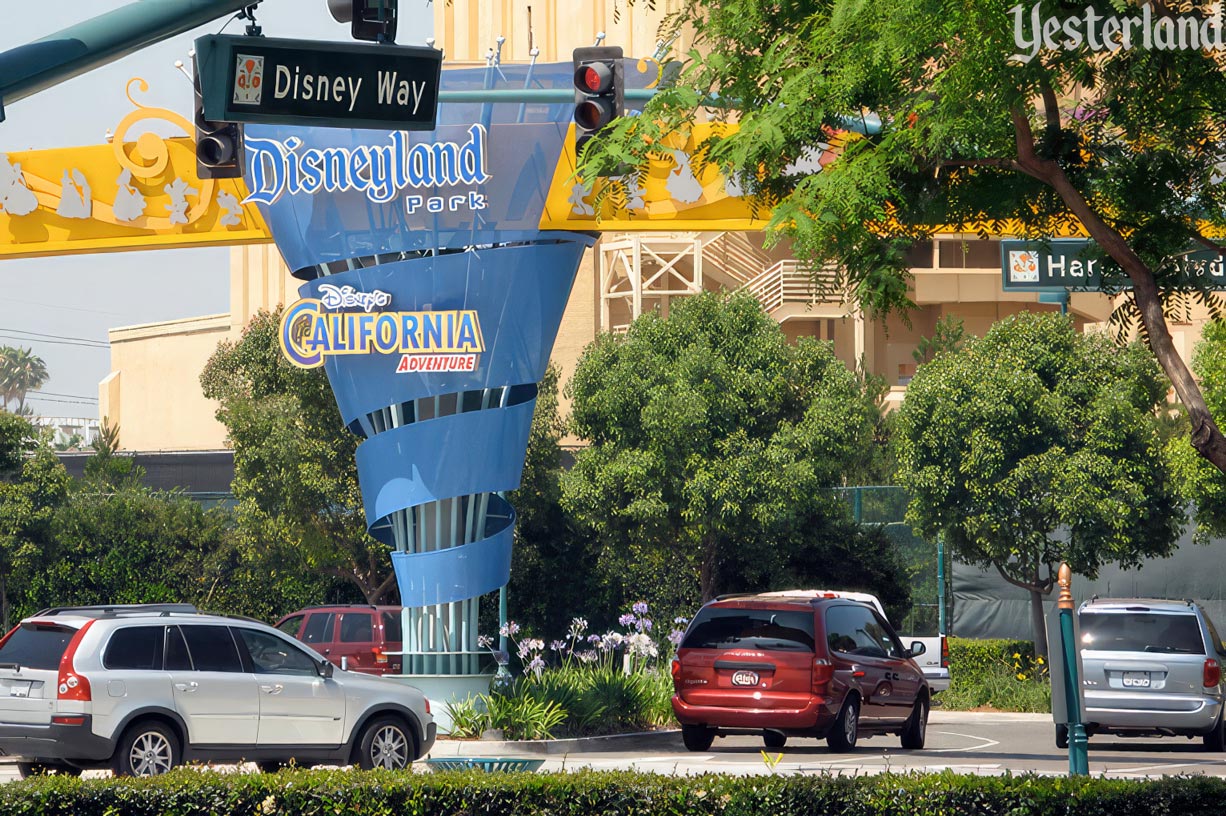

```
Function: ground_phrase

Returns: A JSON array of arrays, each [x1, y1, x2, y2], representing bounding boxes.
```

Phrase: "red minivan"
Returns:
[[275, 605, 403, 676], [671, 591, 930, 752]]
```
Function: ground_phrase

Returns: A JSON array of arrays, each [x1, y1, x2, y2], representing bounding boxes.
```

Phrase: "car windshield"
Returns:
[[681, 608, 814, 652], [1079, 611, 1205, 654]]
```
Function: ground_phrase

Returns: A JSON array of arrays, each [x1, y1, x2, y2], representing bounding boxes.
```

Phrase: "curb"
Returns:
[[931, 711, 1050, 724], [430, 729, 682, 757]]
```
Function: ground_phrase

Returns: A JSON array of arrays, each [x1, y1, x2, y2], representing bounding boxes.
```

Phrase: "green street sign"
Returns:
[[1001, 239, 1226, 292], [1001, 239, 1108, 291], [195, 35, 441, 130]]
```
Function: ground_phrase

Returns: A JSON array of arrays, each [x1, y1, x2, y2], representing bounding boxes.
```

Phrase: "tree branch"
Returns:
[[1009, 107, 1056, 182], [994, 561, 1042, 592]]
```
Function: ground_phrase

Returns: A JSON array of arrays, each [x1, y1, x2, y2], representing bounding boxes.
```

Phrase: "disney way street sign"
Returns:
[[195, 35, 441, 131]]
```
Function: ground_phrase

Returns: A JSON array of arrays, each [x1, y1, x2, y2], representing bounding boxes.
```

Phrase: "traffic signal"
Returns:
[[572, 46, 623, 158], [193, 60, 243, 179], [327, 0, 398, 43]]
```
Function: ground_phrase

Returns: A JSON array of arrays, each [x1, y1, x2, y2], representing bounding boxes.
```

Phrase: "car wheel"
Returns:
[[901, 696, 928, 750], [681, 724, 715, 752], [355, 716, 415, 770], [17, 761, 82, 779], [1056, 723, 1069, 750], [113, 720, 180, 777], [763, 731, 787, 750], [1206, 710, 1226, 752], [826, 696, 860, 752]]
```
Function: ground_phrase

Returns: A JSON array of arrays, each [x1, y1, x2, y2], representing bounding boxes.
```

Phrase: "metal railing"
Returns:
[[743, 260, 844, 312]]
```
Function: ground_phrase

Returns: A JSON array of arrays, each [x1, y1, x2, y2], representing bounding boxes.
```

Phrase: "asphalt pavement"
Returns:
[[5, 712, 1226, 781]]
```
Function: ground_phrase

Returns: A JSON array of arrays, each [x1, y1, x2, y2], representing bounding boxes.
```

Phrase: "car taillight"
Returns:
[[670, 658, 682, 689], [812, 658, 834, 695], [1205, 658, 1221, 688], [373, 647, 388, 664], [57, 620, 95, 703], [424, 698, 431, 715], [940, 637, 949, 669]]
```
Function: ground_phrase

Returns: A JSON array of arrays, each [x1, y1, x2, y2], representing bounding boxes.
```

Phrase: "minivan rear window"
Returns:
[[1080, 612, 1205, 654], [681, 608, 815, 652], [0, 624, 76, 670]]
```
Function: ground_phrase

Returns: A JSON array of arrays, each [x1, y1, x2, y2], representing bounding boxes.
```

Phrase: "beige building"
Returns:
[[97, 0, 1212, 451]]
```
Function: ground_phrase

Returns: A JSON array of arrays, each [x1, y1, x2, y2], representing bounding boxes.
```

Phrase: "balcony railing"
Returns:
[[743, 260, 844, 312]]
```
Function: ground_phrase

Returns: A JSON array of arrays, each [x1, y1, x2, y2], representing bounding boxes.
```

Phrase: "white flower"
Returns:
[[627, 632, 659, 659]]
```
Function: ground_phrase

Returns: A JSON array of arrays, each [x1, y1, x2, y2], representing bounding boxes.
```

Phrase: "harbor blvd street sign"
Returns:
[[1001, 239, 1226, 292], [195, 35, 441, 130]]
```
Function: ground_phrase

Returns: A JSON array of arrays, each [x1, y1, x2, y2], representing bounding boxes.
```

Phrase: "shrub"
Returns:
[[5, 768, 1226, 816], [942, 637, 1050, 712]]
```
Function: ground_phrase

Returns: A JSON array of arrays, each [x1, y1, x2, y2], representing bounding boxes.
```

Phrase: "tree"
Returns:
[[589, 0, 1226, 477], [0, 415, 69, 630], [894, 313, 1184, 655], [0, 347, 48, 414], [1171, 320, 1226, 537], [562, 291, 910, 623], [913, 316, 966, 367], [201, 309, 396, 604]]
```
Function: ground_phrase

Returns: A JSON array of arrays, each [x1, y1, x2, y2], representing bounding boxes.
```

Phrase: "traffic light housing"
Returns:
[[193, 60, 243, 179], [327, 0, 398, 43], [572, 46, 623, 159]]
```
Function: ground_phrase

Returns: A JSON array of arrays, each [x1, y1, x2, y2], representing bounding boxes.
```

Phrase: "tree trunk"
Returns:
[[1030, 587, 1049, 660]]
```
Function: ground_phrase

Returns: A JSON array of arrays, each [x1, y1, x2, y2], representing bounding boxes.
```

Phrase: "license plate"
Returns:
[[731, 670, 760, 687], [1122, 671, 1151, 688], [8, 681, 30, 698]]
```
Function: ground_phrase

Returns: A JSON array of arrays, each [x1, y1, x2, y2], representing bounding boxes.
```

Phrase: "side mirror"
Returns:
[[320, 659, 334, 679], [908, 641, 927, 658]]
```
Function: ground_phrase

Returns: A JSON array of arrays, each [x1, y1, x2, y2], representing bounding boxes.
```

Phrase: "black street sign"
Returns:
[[195, 35, 441, 130]]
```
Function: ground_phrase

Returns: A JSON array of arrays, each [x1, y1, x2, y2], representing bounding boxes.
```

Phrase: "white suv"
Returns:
[[0, 604, 435, 777]]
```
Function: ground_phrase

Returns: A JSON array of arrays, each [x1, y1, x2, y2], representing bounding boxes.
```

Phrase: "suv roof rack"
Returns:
[[714, 593, 753, 601], [34, 603, 200, 618]]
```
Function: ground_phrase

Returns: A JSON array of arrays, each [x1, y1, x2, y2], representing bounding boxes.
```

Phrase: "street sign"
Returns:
[[1001, 239, 1107, 291], [194, 35, 440, 130], [1002, 239, 1226, 292]]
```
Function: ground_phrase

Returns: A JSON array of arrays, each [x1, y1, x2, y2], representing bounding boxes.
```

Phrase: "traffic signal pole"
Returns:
[[0, 0, 259, 122]]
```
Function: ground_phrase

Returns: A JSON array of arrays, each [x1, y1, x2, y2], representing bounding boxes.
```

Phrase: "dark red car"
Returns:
[[275, 605, 403, 676], [671, 591, 930, 752]]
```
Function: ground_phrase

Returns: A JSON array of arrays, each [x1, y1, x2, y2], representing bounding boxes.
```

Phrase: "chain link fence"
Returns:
[[836, 486, 949, 637]]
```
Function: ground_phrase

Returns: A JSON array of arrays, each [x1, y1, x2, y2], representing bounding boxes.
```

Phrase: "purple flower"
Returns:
[[587, 633, 602, 645], [673, 616, 689, 625], [550, 639, 566, 652], [640, 618, 653, 633], [618, 613, 636, 627], [668, 629, 685, 647], [525, 655, 546, 677], [632, 601, 649, 616], [499, 621, 520, 637], [477, 634, 494, 649]]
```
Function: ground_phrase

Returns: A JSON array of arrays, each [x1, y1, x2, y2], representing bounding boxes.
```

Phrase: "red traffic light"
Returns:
[[575, 63, 613, 94]]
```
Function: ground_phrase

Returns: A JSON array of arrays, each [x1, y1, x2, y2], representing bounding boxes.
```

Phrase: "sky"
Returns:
[[0, 1, 434, 420]]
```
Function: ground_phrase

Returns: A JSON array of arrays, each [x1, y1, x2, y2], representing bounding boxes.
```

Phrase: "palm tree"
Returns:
[[0, 346, 48, 414]]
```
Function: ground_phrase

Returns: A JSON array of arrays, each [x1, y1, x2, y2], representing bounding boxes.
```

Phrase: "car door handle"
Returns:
[[260, 684, 284, 695], [174, 682, 199, 693]]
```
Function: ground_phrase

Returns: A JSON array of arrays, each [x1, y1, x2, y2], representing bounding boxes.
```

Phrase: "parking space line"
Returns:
[[926, 730, 1000, 753]]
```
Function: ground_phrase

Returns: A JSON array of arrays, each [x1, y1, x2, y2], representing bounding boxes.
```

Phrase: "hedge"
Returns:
[[4, 768, 1226, 816], [948, 637, 1035, 694]]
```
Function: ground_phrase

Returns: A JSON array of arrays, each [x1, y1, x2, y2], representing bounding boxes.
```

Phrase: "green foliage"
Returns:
[[1175, 320, 1226, 538], [563, 291, 910, 623], [912, 316, 966, 366], [7, 767, 1226, 815], [0, 346, 48, 414], [941, 638, 1051, 713], [895, 313, 1185, 652], [589, 0, 1226, 479], [201, 308, 394, 604]]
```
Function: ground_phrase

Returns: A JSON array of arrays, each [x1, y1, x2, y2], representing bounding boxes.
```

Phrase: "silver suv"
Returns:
[[1066, 598, 1226, 749], [0, 604, 435, 777]]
